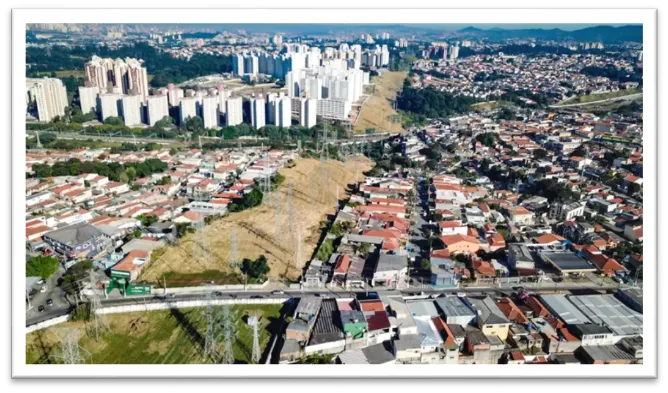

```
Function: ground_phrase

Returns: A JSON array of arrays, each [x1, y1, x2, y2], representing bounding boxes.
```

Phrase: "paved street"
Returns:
[[26, 266, 70, 317]]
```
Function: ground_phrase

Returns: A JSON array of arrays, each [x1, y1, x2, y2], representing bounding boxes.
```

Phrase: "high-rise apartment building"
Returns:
[[84, 56, 149, 99], [120, 95, 143, 126], [225, 96, 243, 126], [167, 83, 184, 107], [201, 96, 220, 129], [146, 95, 169, 126], [277, 96, 292, 128], [25, 77, 68, 122], [250, 95, 266, 129], [97, 93, 122, 121], [78, 85, 99, 115], [179, 97, 199, 125]]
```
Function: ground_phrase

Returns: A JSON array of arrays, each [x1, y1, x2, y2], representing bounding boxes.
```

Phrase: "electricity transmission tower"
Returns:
[[88, 271, 109, 341], [203, 293, 221, 362], [52, 328, 90, 364], [249, 316, 261, 364], [221, 305, 236, 365]]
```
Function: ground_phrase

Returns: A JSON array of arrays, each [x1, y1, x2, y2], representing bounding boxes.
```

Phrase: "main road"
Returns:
[[25, 283, 632, 327]]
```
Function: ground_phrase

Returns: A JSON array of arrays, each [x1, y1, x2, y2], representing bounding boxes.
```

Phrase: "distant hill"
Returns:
[[456, 25, 642, 43]]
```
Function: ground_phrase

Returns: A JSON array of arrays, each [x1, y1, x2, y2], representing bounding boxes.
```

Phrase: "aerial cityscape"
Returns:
[[24, 23, 644, 366]]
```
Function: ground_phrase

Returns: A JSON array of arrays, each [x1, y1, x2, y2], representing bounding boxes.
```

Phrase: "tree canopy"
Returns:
[[26, 255, 60, 279]]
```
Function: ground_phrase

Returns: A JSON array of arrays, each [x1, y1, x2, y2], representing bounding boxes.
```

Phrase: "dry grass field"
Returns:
[[354, 71, 407, 134], [139, 156, 374, 284]]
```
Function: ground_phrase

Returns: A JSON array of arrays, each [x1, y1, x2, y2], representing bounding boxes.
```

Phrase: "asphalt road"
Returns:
[[26, 282, 632, 327]]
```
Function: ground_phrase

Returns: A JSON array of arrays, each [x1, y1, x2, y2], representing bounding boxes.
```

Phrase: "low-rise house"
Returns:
[[371, 253, 407, 288], [467, 296, 512, 340]]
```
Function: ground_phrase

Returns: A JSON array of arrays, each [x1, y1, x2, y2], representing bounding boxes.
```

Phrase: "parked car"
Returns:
[[40, 286, 47, 293], [46, 299, 53, 307], [35, 279, 45, 286], [37, 305, 45, 313]]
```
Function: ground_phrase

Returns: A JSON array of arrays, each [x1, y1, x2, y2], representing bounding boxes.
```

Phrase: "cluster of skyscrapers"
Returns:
[[84, 55, 150, 99]]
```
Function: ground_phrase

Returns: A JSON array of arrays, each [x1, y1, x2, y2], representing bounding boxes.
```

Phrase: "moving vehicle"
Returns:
[[46, 299, 53, 307], [37, 305, 45, 313], [271, 290, 285, 295], [250, 295, 264, 299], [35, 279, 45, 286], [40, 286, 47, 293], [166, 293, 176, 298], [212, 291, 223, 297]]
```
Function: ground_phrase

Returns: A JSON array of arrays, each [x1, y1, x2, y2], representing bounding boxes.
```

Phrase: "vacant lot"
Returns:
[[26, 304, 282, 364], [140, 156, 374, 284], [355, 71, 407, 134]]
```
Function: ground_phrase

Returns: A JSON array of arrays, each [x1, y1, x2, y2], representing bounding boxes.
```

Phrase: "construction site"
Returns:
[[139, 154, 374, 286]]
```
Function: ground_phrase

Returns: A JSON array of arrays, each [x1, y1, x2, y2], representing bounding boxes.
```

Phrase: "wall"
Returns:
[[26, 315, 69, 333], [96, 297, 285, 315], [304, 340, 345, 355]]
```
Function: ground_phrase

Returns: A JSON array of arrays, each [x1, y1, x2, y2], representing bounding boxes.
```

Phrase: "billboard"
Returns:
[[126, 285, 152, 295]]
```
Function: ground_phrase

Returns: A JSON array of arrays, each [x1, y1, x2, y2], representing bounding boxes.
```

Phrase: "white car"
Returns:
[[40, 286, 47, 293], [271, 290, 285, 295]]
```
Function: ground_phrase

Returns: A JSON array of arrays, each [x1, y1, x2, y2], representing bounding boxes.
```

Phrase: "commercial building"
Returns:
[[225, 96, 243, 126], [42, 222, 107, 259], [537, 250, 596, 275], [78, 85, 100, 115], [146, 95, 169, 126], [26, 77, 68, 122], [120, 94, 144, 126]]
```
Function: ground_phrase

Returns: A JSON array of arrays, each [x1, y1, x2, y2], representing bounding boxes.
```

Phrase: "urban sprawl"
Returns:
[[24, 23, 644, 366]]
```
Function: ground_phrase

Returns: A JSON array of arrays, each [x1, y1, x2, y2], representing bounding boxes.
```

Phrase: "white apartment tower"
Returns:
[[250, 95, 266, 129], [201, 96, 220, 129], [97, 93, 122, 121], [225, 96, 243, 126], [120, 95, 144, 126], [78, 86, 100, 115], [25, 77, 68, 122], [299, 97, 317, 129], [233, 54, 245, 76], [146, 95, 169, 126], [167, 83, 184, 107], [179, 97, 199, 125], [277, 96, 292, 128]]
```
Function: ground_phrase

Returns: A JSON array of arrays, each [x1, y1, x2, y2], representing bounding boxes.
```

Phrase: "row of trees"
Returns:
[[397, 83, 480, 119], [31, 157, 168, 182]]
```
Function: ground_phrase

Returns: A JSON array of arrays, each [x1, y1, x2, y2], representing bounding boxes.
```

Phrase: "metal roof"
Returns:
[[467, 296, 510, 325], [568, 295, 643, 336], [415, 318, 444, 347], [337, 349, 369, 364], [406, 300, 440, 319], [539, 294, 592, 325], [309, 299, 344, 346], [43, 222, 103, 247], [539, 251, 595, 272], [434, 296, 475, 318], [376, 253, 407, 272]]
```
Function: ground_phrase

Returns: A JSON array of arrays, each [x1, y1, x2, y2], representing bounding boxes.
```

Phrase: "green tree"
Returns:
[[317, 239, 334, 261], [103, 116, 125, 126], [241, 255, 270, 279], [26, 256, 60, 279]]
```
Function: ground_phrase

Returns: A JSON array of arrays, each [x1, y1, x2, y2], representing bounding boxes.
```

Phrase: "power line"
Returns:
[[87, 271, 109, 342]]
